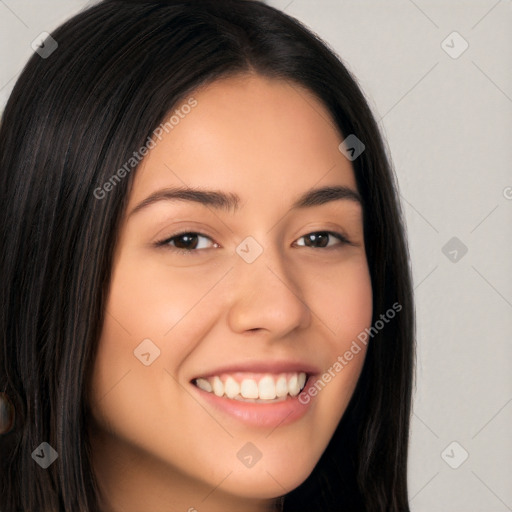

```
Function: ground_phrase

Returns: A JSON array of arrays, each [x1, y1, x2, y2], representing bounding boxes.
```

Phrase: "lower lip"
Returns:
[[191, 377, 316, 428]]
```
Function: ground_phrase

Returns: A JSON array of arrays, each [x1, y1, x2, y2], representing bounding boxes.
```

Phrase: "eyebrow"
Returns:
[[128, 184, 362, 218]]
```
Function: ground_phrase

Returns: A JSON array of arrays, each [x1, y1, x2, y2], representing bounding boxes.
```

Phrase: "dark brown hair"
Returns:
[[0, 1, 415, 510]]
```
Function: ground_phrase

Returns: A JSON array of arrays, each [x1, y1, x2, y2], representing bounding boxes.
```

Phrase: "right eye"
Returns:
[[155, 231, 220, 254]]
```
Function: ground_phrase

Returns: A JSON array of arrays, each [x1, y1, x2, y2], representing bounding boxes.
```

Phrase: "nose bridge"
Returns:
[[226, 237, 312, 335]]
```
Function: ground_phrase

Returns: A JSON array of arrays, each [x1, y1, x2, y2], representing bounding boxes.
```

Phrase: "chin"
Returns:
[[216, 450, 318, 500]]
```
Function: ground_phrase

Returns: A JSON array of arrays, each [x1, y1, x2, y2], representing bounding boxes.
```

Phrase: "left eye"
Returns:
[[295, 231, 350, 248]]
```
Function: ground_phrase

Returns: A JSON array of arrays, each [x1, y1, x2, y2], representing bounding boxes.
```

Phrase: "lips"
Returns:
[[190, 363, 319, 428]]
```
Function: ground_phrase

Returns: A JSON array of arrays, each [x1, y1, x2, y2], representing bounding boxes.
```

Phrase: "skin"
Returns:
[[87, 73, 373, 512]]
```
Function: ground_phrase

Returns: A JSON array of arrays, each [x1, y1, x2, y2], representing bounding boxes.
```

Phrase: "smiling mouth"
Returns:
[[192, 372, 308, 403]]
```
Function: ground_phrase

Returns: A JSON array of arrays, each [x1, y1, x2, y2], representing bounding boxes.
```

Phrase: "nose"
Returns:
[[226, 242, 312, 338]]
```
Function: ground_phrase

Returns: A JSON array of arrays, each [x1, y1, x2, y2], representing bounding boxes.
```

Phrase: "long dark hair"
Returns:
[[0, 1, 415, 510]]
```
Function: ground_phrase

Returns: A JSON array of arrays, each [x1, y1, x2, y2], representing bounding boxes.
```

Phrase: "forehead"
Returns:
[[129, 73, 357, 210]]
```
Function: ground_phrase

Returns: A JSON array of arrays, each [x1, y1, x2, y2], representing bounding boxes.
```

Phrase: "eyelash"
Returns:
[[154, 230, 353, 254]]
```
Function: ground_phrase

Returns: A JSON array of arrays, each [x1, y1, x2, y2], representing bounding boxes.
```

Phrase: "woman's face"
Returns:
[[88, 74, 373, 512]]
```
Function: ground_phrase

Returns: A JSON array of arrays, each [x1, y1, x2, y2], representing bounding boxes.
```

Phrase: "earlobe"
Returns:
[[0, 392, 15, 435]]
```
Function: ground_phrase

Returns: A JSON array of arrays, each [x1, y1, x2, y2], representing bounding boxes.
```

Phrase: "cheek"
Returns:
[[301, 255, 373, 340], [297, 256, 372, 424], [87, 254, 230, 420], [96, 253, 229, 357], [105, 256, 213, 336]]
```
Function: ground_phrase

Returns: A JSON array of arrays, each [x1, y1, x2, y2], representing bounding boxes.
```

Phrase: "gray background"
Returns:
[[1, 1, 511, 510]]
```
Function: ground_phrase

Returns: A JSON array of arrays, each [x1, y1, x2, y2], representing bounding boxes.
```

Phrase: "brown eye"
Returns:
[[295, 231, 351, 248], [156, 232, 218, 253], [171, 233, 200, 250]]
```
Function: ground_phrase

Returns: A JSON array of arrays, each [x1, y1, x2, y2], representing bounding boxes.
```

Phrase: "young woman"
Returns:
[[0, 1, 415, 511]]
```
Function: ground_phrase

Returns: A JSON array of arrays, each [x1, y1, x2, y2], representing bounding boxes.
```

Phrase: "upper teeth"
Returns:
[[195, 372, 307, 401]]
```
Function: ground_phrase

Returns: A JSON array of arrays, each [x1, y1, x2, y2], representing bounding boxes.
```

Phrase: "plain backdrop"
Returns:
[[1, 1, 511, 511]]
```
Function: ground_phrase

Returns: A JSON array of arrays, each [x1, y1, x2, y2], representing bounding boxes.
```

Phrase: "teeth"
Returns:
[[298, 372, 306, 390], [212, 376, 223, 397], [224, 376, 240, 399], [288, 374, 299, 396], [195, 378, 212, 393], [194, 372, 308, 401], [275, 376, 288, 398], [258, 376, 276, 400], [240, 379, 259, 399]]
